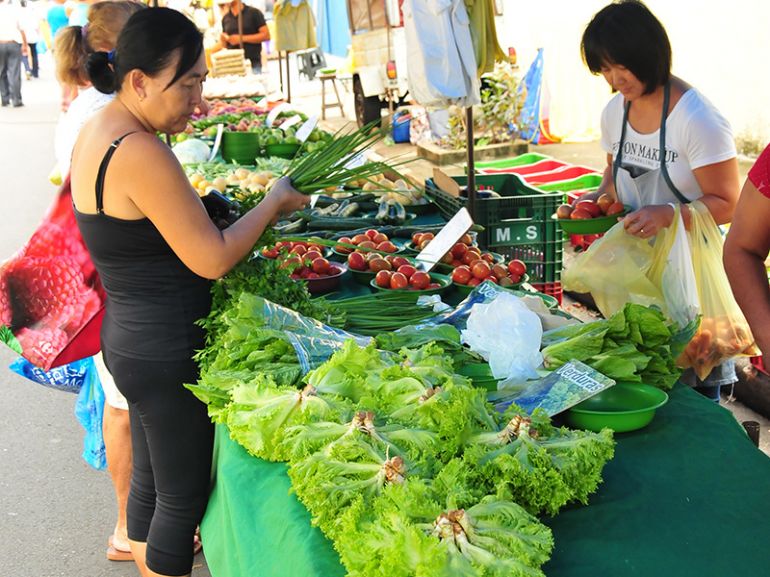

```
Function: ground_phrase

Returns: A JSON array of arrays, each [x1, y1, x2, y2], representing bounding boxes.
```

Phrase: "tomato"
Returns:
[[358, 240, 376, 250], [306, 272, 320, 279], [352, 234, 369, 245], [311, 257, 330, 275], [390, 272, 408, 290], [498, 276, 514, 287], [570, 208, 593, 220], [451, 259, 463, 267], [441, 252, 454, 264], [307, 244, 323, 253], [418, 239, 431, 250], [459, 233, 473, 245], [347, 252, 367, 271], [368, 258, 392, 273], [365, 250, 381, 261], [289, 273, 301, 280], [508, 259, 526, 277], [575, 200, 603, 218], [305, 250, 323, 262], [508, 273, 521, 284], [451, 243, 468, 259], [338, 236, 352, 245], [467, 277, 481, 287], [299, 267, 313, 279], [471, 260, 491, 280], [427, 282, 441, 290], [397, 264, 416, 279], [377, 241, 398, 253], [411, 232, 424, 246], [290, 245, 307, 256], [485, 275, 498, 284], [410, 271, 431, 290], [421, 232, 435, 242], [276, 241, 292, 251], [372, 232, 389, 245], [261, 248, 279, 259], [391, 256, 409, 268], [461, 252, 479, 266], [375, 270, 392, 288], [280, 256, 301, 271], [334, 244, 352, 254], [606, 201, 625, 215], [365, 229, 379, 240], [451, 266, 472, 285], [481, 252, 496, 264], [491, 264, 508, 280], [328, 265, 342, 276]]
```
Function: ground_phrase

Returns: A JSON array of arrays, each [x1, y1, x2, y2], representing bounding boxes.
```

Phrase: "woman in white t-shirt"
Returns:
[[580, 0, 741, 400]]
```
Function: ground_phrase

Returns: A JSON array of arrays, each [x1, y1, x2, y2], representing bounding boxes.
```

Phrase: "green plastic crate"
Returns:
[[475, 152, 551, 170], [425, 173, 563, 284]]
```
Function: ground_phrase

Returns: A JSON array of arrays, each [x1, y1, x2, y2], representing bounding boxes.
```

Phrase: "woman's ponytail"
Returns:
[[87, 51, 118, 94]]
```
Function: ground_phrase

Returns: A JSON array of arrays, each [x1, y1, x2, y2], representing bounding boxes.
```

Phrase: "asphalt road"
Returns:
[[0, 61, 211, 577]]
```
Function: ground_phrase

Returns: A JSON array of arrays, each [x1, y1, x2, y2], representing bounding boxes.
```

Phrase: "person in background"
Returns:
[[213, 0, 269, 73], [724, 147, 770, 358], [71, 8, 307, 576], [68, 0, 89, 27], [0, 0, 29, 107], [20, 0, 41, 79], [47, 0, 69, 42], [54, 0, 147, 564], [580, 0, 740, 400]]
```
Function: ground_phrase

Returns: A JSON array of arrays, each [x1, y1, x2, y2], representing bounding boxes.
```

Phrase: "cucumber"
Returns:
[[338, 202, 360, 217], [274, 218, 306, 234], [307, 217, 379, 231]]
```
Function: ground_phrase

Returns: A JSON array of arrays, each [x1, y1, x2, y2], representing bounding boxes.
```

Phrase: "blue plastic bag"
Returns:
[[9, 356, 93, 394], [73, 357, 107, 471]]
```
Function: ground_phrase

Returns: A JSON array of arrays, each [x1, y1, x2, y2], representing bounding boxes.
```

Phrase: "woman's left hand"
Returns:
[[622, 205, 675, 239]]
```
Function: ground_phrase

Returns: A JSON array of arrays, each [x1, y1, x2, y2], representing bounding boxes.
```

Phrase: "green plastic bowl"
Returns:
[[369, 272, 451, 295], [456, 363, 503, 391], [265, 143, 301, 159], [553, 208, 629, 235], [565, 383, 668, 433], [222, 131, 259, 164], [349, 268, 376, 285], [453, 274, 529, 296]]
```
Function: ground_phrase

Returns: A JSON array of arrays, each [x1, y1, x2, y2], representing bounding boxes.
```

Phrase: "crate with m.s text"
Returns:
[[425, 173, 564, 286]]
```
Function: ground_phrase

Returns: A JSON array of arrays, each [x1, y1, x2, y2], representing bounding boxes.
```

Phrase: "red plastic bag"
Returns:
[[0, 177, 104, 370]]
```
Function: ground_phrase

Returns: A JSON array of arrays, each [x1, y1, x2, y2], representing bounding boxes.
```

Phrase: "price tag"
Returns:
[[277, 114, 303, 132], [296, 115, 319, 142], [265, 102, 289, 128], [415, 208, 474, 273], [208, 124, 224, 162]]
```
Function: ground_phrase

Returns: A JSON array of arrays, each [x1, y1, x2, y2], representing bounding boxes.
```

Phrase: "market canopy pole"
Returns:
[[466, 106, 476, 220]]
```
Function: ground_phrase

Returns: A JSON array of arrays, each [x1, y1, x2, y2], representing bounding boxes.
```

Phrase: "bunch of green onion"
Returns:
[[322, 292, 439, 336], [286, 122, 412, 194]]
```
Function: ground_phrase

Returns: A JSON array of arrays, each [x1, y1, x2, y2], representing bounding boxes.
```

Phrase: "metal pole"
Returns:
[[286, 51, 292, 103], [466, 106, 476, 221], [278, 51, 283, 93]]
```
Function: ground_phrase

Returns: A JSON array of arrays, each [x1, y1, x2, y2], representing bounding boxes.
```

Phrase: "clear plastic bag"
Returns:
[[460, 292, 543, 384], [677, 201, 759, 379]]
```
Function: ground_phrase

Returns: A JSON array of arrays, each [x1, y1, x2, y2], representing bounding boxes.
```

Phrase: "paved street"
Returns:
[[0, 59, 211, 577]]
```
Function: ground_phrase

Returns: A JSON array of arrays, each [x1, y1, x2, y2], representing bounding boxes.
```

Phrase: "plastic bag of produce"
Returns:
[[677, 201, 758, 379], [563, 206, 699, 327], [0, 177, 105, 370], [9, 356, 92, 394], [460, 292, 543, 384]]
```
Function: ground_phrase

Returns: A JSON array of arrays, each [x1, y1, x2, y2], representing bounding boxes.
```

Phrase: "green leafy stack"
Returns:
[[541, 303, 699, 390]]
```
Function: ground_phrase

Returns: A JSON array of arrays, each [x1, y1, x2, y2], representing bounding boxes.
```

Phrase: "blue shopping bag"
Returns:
[[73, 357, 107, 471]]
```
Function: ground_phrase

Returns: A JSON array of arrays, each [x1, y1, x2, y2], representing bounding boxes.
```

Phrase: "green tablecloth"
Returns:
[[200, 385, 770, 577]]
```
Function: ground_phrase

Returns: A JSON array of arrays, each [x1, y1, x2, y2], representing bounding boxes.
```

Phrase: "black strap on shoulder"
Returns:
[[659, 84, 689, 204], [613, 83, 690, 205], [95, 132, 137, 214]]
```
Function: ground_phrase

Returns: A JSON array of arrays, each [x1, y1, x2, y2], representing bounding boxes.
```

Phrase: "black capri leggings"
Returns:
[[104, 350, 214, 576]]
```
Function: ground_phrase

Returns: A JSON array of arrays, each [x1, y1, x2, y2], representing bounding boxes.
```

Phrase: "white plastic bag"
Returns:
[[461, 292, 543, 384]]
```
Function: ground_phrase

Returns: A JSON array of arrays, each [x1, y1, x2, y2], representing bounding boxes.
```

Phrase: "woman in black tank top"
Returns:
[[70, 9, 308, 577]]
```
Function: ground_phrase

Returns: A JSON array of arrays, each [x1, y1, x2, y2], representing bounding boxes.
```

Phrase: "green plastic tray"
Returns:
[[565, 383, 669, 433], [369, 272, 451, 295], [553, 209, 628, 234]]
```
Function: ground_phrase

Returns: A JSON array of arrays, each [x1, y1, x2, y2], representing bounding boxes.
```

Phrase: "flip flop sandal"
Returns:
[[107, 535, 134, 562], [194, 529, 203, 556]]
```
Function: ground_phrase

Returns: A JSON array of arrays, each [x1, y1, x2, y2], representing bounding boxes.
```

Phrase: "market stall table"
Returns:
[[200, 384, 770, 576]]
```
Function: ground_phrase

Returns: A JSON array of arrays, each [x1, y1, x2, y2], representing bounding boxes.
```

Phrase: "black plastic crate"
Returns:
[[426, 173, 563, 284]]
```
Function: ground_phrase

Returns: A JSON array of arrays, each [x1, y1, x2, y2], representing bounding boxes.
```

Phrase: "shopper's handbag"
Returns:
[[677, 201, 759, 379], [0, 176, 105, 370]]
